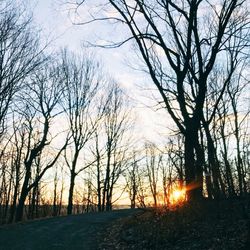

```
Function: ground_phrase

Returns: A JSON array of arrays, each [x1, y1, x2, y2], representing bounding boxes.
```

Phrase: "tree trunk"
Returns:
[[15, 170, 31, 222], [102, 150, 111, 211], [96, 157, 102, 212], [184, 126, 203, 201], [8, 184, 18, 223], [29, 186, 37, 219], [203, 123, 222, 198], [221, 129, 235, 196], [53, 184, 57, 217], [67, 171, 76, 215], [15, 189, 28, 222], [8, 165, 21, 223]]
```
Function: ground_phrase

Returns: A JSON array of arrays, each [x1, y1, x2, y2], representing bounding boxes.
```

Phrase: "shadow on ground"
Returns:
[[0, 209, 141, 250]]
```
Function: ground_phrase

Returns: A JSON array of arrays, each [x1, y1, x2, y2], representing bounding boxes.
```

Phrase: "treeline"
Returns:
[[0, 0, 250, 225], [0, 1, 134, 223]]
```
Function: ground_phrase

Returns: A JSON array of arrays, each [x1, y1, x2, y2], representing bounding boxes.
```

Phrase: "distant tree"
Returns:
[[59, 50, 102, 215], [145, 142, 161, 207], [92, 82, 132, 211], [125, 151, 141, 209], [227, 73, 249, 196], [163, 136, 185, 204], [52, 164, 65, 217], [216, 94, 236, 197], [7, 117, 26, 223]]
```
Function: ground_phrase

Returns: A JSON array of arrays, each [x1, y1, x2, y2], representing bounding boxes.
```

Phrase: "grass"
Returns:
[[99, 199, 250, 250]]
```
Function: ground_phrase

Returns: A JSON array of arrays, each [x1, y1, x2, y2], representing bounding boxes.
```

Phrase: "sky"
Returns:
[[32, 0, 174, 143], [30, 0, 175, 205], [20, 0, 250, 207]]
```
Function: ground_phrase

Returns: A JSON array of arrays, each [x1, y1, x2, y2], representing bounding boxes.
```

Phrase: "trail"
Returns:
[[0, 209, 141, 250]]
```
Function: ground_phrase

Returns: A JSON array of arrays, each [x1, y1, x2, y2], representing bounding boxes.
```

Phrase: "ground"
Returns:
[[0, 209, 141, 250], [0, 200, 249, 250], [100, 199, 250, 250]]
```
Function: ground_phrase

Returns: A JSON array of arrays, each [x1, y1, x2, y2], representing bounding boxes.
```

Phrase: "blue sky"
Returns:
[[33, 0, 133, 84], [32, 0, 173, 143], [33, 0, 83, 50], [33, 1, 150, 88]]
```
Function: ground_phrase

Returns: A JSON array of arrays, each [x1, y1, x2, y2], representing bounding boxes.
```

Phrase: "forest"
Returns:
[[0, 0, 249, 237]]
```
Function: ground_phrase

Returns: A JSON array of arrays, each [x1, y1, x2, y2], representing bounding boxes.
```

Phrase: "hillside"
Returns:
[[100, 199, 250, 250]]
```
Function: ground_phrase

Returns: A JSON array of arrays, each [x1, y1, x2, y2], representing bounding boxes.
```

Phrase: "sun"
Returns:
[[169, 188, 186, 205]]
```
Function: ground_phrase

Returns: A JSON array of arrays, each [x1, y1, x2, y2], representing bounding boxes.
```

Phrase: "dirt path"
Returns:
[[0, 209, 141, 250]]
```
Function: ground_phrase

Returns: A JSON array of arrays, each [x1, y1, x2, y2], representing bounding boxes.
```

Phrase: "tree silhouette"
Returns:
[[74, 0, 250, 201]]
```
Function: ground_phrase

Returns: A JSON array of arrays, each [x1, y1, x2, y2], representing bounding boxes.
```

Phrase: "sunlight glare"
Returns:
[[169, 188, 186, 205]]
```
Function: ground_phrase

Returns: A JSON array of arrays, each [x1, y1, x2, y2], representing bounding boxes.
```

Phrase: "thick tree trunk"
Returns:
[[106, 188, 113, 211], [67, 172, 76, 215], [184, 127, 203, 201], [15, 189, 28, 222], [8, 165, 21, 223], [67, 150, 79, 215], [15, 170, 31, 222]]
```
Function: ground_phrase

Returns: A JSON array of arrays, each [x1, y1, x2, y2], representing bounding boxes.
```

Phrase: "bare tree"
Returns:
[[227, 72, 249, 196], [91, 82, 133, 211], [14, 61, 68, 222], [125, 151, 141, 209], [145, 142, 161, 207], [0, 1, 44, 139], [216, 94, 236, 197], [0, 0, 46, 223], [7, 116, 26, 222], [59, 50, 102, 215], [74, 0, 250, 201]]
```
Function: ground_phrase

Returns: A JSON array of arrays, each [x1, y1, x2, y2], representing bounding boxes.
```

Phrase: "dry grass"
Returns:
[[99, 199, 250, 250]]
